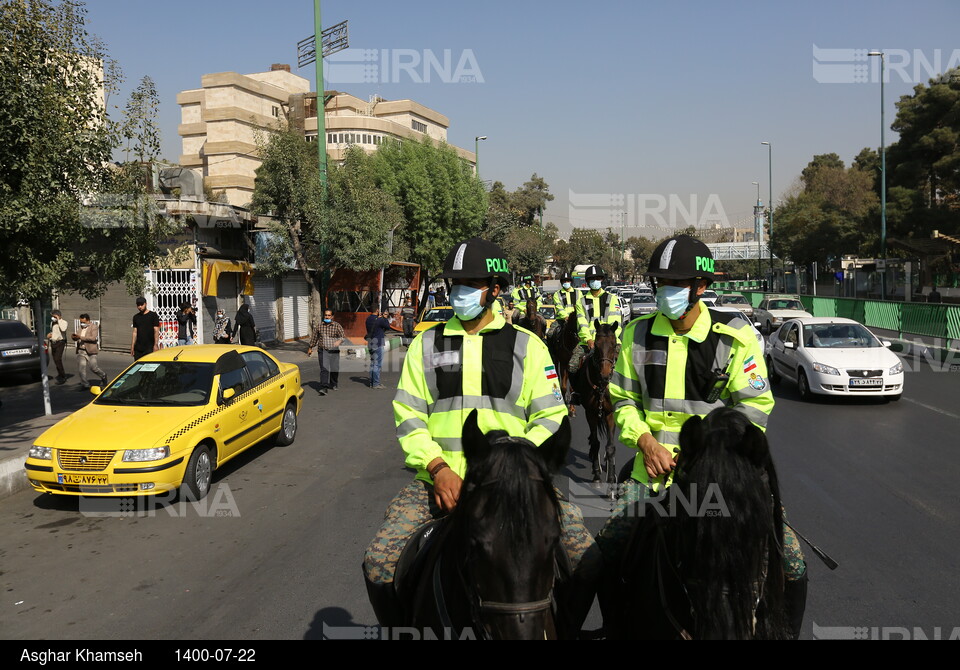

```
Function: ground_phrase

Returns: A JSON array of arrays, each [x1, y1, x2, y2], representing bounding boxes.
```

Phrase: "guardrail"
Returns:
[[717, 290, 959, 354]]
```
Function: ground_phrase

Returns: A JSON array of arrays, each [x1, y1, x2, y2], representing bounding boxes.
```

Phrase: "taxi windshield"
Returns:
[[423, 309, 454, 322], [95, 362, 215, 406]]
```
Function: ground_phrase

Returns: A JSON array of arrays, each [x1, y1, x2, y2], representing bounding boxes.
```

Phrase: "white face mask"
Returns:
[[562, 282, 571, 290], [588, 280, 602, 290]]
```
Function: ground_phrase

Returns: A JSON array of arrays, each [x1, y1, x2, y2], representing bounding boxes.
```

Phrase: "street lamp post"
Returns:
[[752, 181, 762, 278], [474, 135, 487, 179], [761, 141, 773, 290], [868, 51, 887, 299]]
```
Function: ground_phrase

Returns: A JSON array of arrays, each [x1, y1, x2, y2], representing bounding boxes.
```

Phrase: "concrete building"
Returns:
[[178, 64, 476, 207]]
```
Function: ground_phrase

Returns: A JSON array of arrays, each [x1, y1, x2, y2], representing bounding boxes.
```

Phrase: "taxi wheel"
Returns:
[[275, 401, 297, 446], [181, 444, 213, 501]]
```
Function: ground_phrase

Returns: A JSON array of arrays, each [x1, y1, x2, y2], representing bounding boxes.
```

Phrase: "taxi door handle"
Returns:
[[252, 398, 259, 405]]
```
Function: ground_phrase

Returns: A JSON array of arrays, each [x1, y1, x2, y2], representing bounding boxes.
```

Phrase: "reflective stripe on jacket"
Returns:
[[553, 287, 583, 320], [393, 311, 568, 483], [608, 304, 774, 487], [576, 290, 622, 343]]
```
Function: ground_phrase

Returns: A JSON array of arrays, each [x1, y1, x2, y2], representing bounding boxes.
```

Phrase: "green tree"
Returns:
[[319, 146, 403, 270], [369, 136, 486, 295], [511, 173, 555, 227], [0, 0, 182, 303], [250, 126, 325, 324]]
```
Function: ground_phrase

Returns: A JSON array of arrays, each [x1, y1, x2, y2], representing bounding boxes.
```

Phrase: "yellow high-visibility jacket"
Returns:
[[394, 311, 568, 483], [608, 304, 774, 487], [576, 289, 622, 344]]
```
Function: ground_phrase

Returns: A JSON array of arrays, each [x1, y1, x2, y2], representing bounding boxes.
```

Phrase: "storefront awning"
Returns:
[[202, 259, 255, 296]]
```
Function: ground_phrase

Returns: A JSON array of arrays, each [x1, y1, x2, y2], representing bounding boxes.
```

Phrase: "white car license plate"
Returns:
[[849, 378, 882, 387], [2, 348, 31, 357]]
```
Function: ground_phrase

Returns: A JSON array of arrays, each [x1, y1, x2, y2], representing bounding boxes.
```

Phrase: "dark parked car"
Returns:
[[0, 319, 41, 381]]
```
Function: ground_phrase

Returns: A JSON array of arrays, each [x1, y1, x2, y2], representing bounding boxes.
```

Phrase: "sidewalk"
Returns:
[[0, 337, 406, 502]]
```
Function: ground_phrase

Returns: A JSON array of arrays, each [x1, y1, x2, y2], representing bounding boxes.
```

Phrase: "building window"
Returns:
[[327, 133, 334, 144], [412, 119, 427, 133], [272, 106, 280, 118]]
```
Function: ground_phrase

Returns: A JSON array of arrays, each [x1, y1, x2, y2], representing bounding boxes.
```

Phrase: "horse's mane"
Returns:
[[454, 433, 560, 546], [673, 408, 790, 639]]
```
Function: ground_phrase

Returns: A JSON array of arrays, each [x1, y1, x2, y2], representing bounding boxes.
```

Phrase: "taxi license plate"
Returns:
[[849, 378, 882, 387], [2, 348, 31, 357], [57, 473, 109, 485]]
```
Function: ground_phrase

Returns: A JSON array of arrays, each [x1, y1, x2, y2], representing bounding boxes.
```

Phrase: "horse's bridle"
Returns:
[[431, 466, 560, 640]]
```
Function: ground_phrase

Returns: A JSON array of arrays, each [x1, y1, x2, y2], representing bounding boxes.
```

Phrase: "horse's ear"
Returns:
[[739, 421, 772, 469], [611, 322, 619, 335], [538, 416, 571, 473], [677, 415, 705, 465], [462, 409, 489, 465], [593, 318, 601, 332]]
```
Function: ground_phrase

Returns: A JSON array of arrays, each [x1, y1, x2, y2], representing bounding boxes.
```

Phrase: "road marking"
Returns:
[[901, 397, 960, 420]]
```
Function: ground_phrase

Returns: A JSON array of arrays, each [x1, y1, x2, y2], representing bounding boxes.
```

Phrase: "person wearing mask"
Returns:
[[597, 234, 807, 638], [570, 266, 621, 373], [363, 237, 599, 636], [307, 309, 345, 395], [213, 309, 233, 344], [72, 314, 107, 389], [46, 310, 69, 385], [549, 272, 583, 340]]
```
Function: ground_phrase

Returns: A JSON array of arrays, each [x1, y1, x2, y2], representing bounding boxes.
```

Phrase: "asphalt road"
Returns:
[[1, 343, 958, 640]]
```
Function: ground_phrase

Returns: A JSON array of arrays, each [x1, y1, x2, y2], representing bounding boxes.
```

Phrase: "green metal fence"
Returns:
[[715, 290, 958, 350]]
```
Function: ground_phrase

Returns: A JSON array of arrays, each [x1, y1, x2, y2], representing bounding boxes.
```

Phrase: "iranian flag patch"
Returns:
[[545, 365, 559, 381], [743, 355, 758, 374]]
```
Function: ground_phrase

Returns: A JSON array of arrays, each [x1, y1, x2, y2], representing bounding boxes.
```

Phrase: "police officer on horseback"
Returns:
[[569, 265, 621, 375], [512, 275, 538, 305], [596, 234, 808, 637], [363, 237, 599, 635]]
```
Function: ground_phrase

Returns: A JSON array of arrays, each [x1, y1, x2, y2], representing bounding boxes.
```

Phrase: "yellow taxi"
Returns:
[[24, 345, 303, 500], [413, 306, 455, 334]]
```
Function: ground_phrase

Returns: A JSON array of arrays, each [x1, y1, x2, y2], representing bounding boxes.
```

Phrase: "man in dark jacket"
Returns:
[[365, 310, 392, 389]]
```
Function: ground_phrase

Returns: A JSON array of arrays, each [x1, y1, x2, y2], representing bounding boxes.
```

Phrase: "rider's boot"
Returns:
[[364, 576, 405, 628], [784, 570, 808, 639]]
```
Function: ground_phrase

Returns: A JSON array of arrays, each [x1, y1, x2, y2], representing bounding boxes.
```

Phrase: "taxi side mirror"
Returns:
[[90, 386, 102, 395], [221, 387, 236, 403]]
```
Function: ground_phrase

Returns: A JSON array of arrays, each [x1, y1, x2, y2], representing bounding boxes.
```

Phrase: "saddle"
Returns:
[[394, 518, 447, 605]]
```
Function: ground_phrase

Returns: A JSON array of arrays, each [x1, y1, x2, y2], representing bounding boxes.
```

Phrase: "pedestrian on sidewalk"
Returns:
[[46, 310, 69, 384], [365, 309, 392, 389], [72, 314, 107, 389], [213, 309, 233, 344], [131, 297, 160, 360], [234, 303, 257, 346], [401, 298, 416, 342], [928, 286, 942, 303], [307, 309, 344, 395], [176, 303, 197, 345]]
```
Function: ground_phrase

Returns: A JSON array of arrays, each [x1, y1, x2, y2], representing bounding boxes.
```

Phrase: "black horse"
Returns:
[[603, 407, 791, 639], [547, 312, 580, 417], [399, 410, 571, 639], [572, 320, 618, 492]]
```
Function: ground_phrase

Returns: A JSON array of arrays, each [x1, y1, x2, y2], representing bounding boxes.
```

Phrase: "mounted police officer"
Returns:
[[569, 265, 621, 375], [511, 275, 538, 305], [596, 234, 807, 637], [363, 238, 599, 635]]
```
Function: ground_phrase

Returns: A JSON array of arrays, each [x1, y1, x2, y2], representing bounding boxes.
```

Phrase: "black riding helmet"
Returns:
[[584, 265, 605, 280], [560, 272, 573, 283], [439, 238, 511, 310], [647, 235, 716, 316]]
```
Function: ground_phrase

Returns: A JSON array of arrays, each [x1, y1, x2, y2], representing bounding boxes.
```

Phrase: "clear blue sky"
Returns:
[[86, 0, 960, 237]]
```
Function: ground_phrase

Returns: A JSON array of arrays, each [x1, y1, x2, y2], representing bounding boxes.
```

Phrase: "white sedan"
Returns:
[[765, 317, 904, 401]]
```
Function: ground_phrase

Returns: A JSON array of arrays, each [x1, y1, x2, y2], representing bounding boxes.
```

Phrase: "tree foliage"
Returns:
[[0, 0, 182, 301], [369, 136, 486, 282]]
